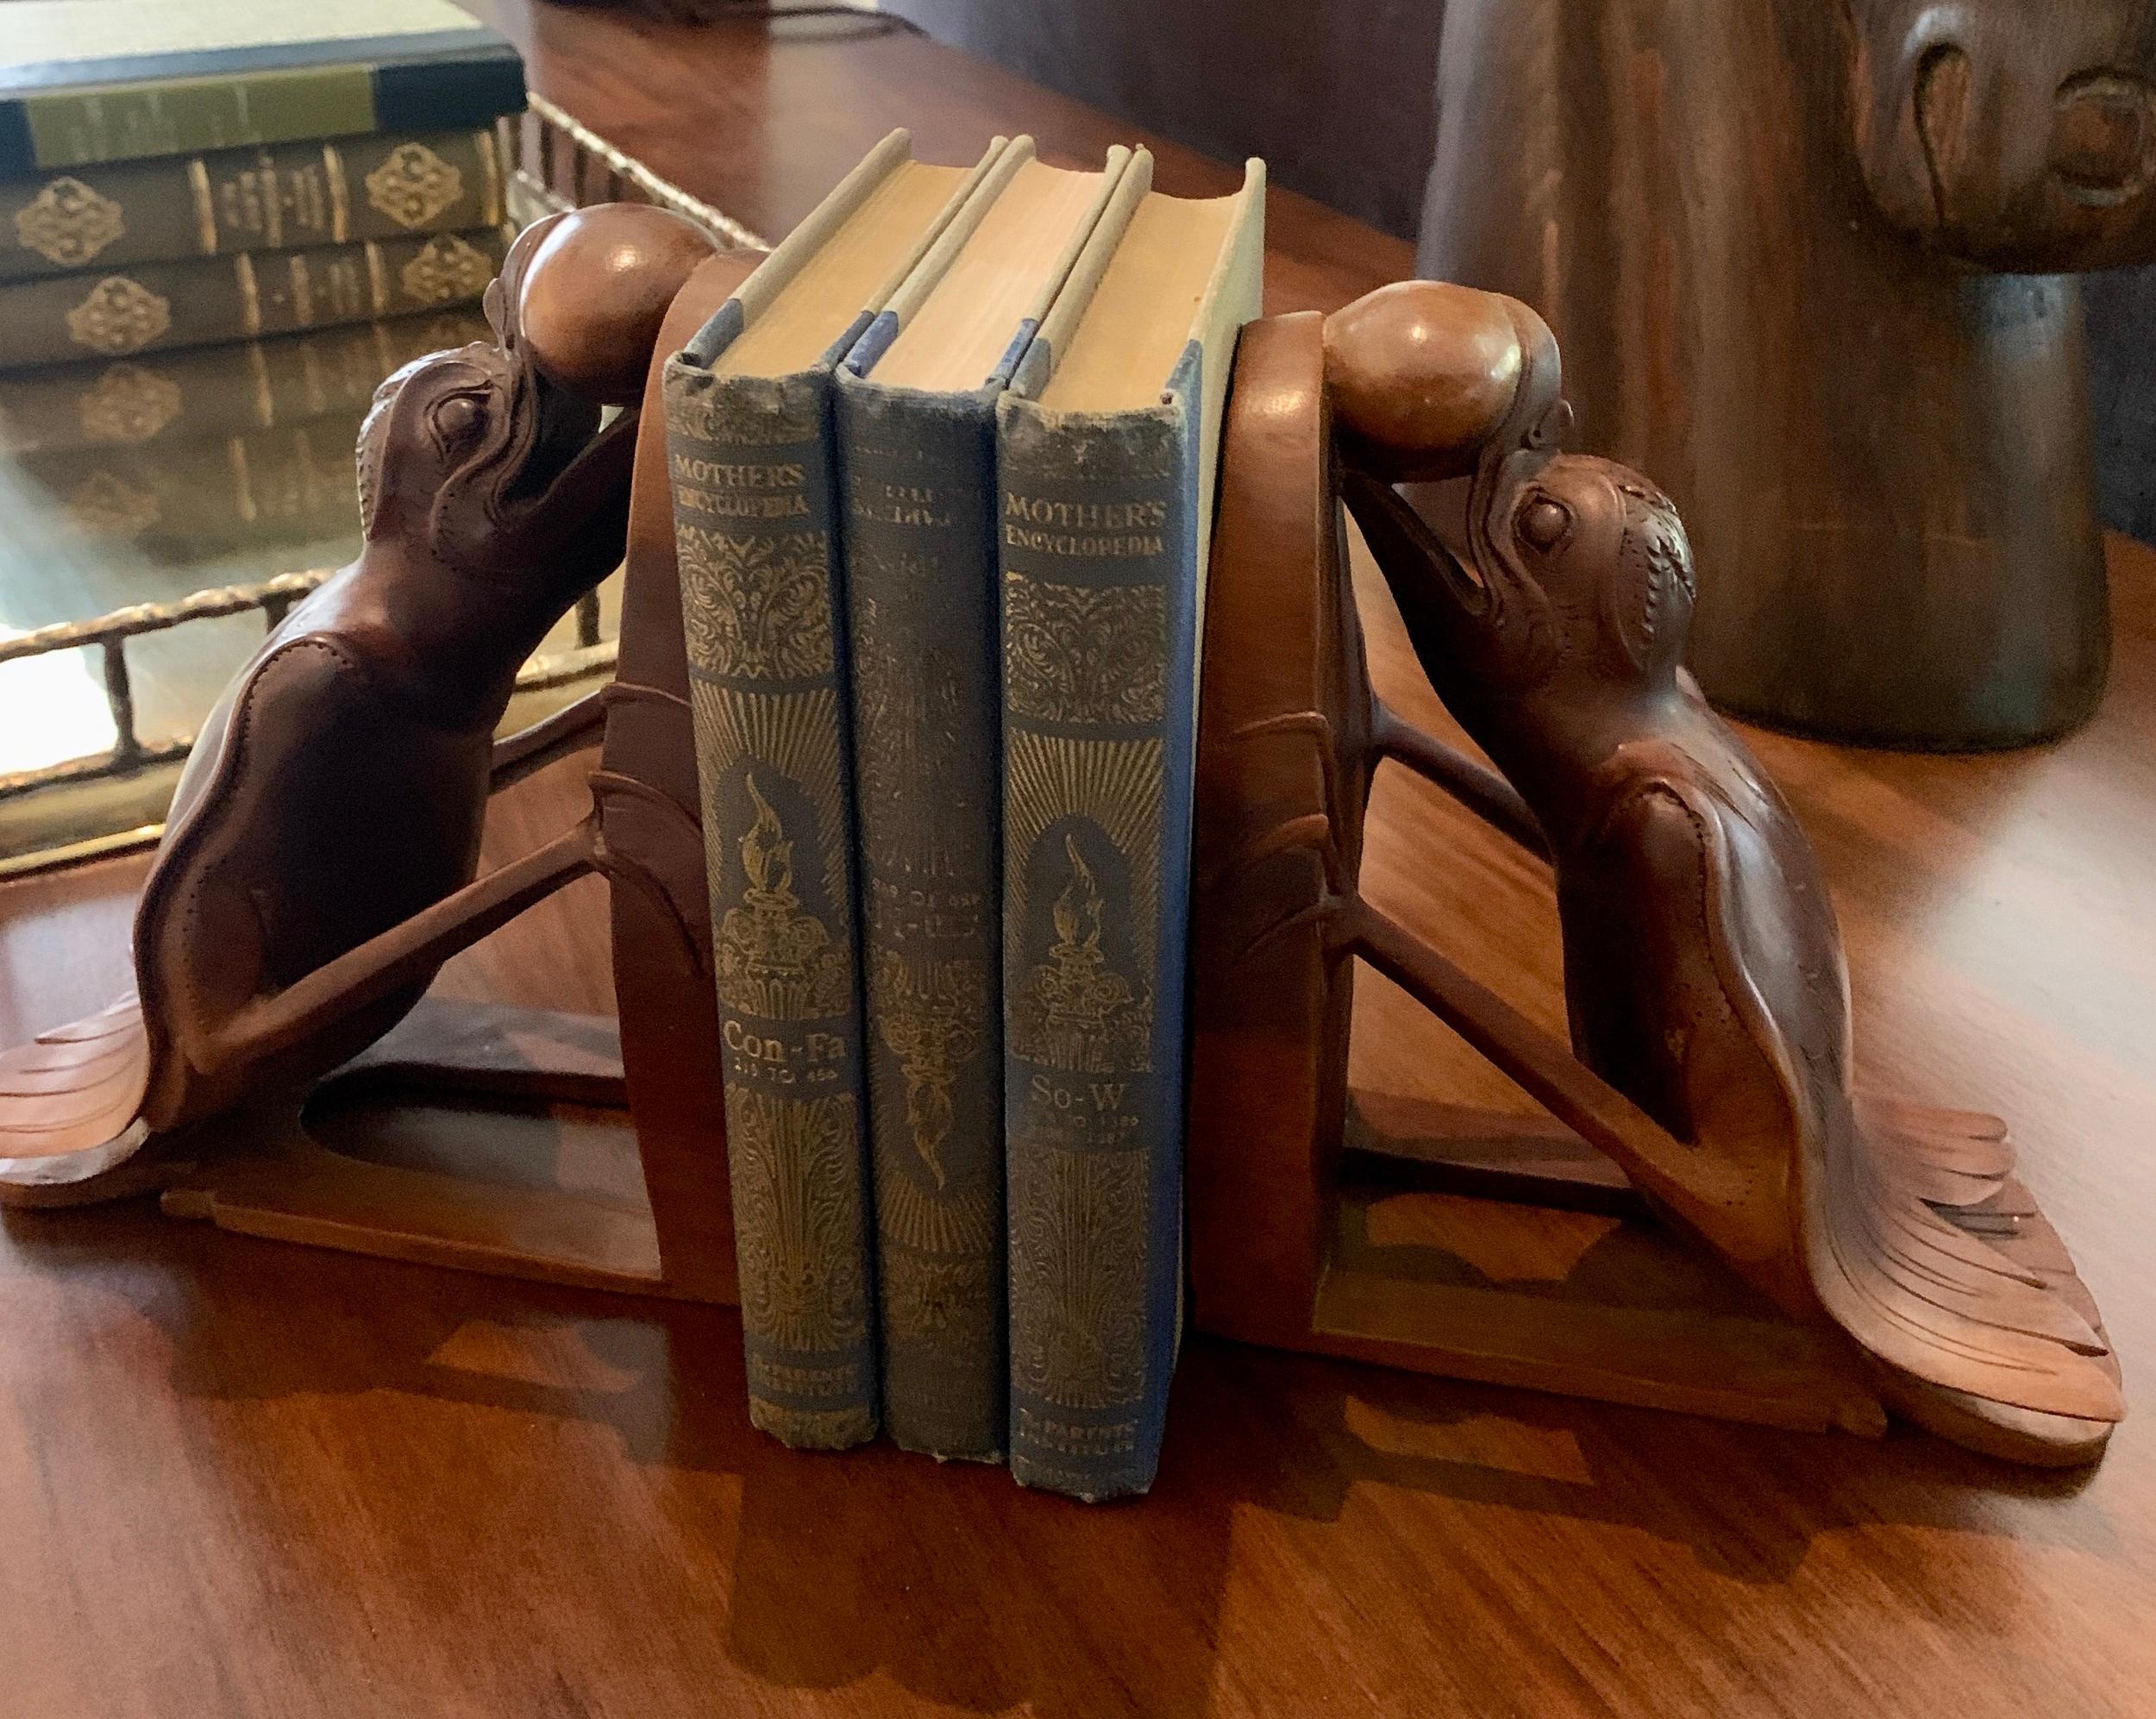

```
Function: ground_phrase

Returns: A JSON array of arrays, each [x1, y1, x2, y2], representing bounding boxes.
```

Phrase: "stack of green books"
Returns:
[[667, 130, 1263, 1499], [0, 0, 525, 561]]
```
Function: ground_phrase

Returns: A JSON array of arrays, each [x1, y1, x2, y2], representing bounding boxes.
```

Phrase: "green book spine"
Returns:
[[998, 376, 1200, 1501], [664, 337, 879, 1452], [835, 372, 1006, 1462], [0, 33, 525, 177], [0, 129, 507, 283], [0, 222, 509, 373], [0, 310, 487, 455], [20, 411, 364, 555]]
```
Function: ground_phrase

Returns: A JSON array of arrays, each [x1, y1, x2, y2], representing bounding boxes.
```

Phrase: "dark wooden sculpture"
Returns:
[[157, 236, 763, 1298], [0, 207, 755, 1301], [1188, 283, 2123, 1466], [0, 191, 2120, 1466], [1418, 0, 2156, 748]]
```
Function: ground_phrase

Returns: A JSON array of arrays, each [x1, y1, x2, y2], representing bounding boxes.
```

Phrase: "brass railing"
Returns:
[[0, 579, 607, 807], [0, 97, 760, 876], [507, 94, 768, 248]]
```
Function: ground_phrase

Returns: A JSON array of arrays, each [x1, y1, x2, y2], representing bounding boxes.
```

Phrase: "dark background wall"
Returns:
[[883, 0, 1444, 241], [2086, 276, 2156, 543], [888, 0, 2153, 541]]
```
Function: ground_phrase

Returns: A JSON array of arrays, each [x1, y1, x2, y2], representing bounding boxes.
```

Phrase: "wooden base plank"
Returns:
[[160, 998, 720, 1302], [1300, 1149, 1885, 1437]]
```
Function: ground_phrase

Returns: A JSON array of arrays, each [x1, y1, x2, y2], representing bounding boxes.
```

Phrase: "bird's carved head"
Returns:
[[1844, 0, 2156, 272], [1488, 455, 1697, 693], [1326, 282, 1700, 724], [354, 204, 721, 593], [354, 215, 637, 589]]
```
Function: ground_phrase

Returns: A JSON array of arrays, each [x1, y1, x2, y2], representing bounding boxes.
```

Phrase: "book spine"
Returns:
[[837, 380, 1006, 1461], [24, 413, 365, 554], [0, 43, 525, 178], [664, 355, 879, 1450], [999, 397, 1198, 1500], [0, 310, 488, 455], [0, 223, 509, 374], [0, 129, 507, 283]]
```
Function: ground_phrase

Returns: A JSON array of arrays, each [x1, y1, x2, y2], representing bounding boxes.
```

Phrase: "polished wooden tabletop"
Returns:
[[1, 9, 2152, 1716]]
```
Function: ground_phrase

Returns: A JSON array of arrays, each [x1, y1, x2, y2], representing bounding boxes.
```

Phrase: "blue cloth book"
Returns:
[[836, 138, 1132, 1461], [997, 151, 1265, 1498], [662, 129, 1006, 1450]]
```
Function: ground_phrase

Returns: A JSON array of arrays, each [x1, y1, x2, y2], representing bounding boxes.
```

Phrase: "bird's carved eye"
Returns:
[[431, 392, 486, 448], [1518, 495, 1571, 551]]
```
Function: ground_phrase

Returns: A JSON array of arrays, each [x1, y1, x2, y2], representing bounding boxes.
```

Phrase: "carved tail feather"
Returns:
[[1783, 991, 2123, 1421], [0, 997, 154, 1182], [1803, 1118, 2125, 1424], [1968, 1183, 2111, 1339], [1639, 773, 2123, 1427], [1855, 1092, 2017, 1209]]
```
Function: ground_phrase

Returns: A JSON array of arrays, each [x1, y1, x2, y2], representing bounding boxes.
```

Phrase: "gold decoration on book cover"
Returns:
[[364, 142, 465, 230], [16, 176, 124, 267], [1009, 1146, 1147, 1408], [729, 1087, 870, 1353], [678, 524, 835, 680], [715, 770, 852, 1019], [693, 681, 855, 922], [1005, 728, 1167, 978], [78, 363, 183, 443], [65, 469, 160, 538], [871, 946, 987, 1187], [667, 375, 819, 447], [874, 1103, 999, 1344], [1012, 834, 1152, 1076], [65, 277, 171, 356], [880, 1243, 996, 1344], [852, 621, 983, 878], [1004, 575, 1169, 725], [398, 234, 491, 304]]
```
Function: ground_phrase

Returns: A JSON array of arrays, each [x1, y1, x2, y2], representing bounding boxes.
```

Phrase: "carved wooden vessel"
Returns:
[[1419, 0, 2156, 748]]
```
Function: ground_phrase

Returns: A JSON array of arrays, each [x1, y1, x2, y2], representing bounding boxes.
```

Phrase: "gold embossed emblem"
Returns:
[[881, 1252, 993, 1342], [77, 363, 182, 443], [64, 277, 172, 356], [715, 771, 853, 1019], [16, 176, 124, 267], [65, 469, 160, 538], [875, 1173, 997, 1341], [872, 948, 987, 1187], [364, 142, 464, 229], [398, 233, 491, 304], [1004, 576, 1168, 725], [1013, 835, 1152, 1076]]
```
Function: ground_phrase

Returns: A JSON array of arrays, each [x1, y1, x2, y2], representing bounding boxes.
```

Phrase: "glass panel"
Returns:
[[0, 105, 737, 875]]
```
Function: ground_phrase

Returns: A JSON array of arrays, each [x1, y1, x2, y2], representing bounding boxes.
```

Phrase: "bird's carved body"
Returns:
[[0, 210, 662, 1192], [1331, 284, 2124, 1461]]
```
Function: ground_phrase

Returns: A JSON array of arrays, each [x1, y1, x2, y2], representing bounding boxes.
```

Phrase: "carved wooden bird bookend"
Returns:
[[0, 204, 718, 1202], [1327, 281, 2124, 1465]]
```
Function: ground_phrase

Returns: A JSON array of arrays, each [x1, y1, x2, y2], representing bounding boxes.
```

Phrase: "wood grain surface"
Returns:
[[0, 9, 2149, 1716]]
